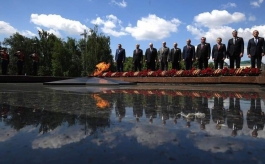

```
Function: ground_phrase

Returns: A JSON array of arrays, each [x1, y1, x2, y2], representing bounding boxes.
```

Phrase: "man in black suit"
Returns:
[[227, 30, 244, 68], [133, 44, 143, 71], [182, 39, 195, 70], [196, 37, 211, 69], [247, 97, 265, 137], [212, 37, 226, 69], [145, 43, 158, 71], [247, 30, 265, 68], [158, 41, 170, 71], [169, 42, 181, 70], [115, 44, 126, 72]]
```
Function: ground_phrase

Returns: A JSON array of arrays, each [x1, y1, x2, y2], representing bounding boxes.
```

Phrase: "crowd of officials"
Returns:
[[115, 30, 265, 72], [0, 48, 39, 75]]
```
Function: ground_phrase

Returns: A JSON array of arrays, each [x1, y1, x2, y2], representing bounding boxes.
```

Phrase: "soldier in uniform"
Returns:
[[14, 50, 25, 75], [0, 48, 9, 75], [30, 52, 39, 76]]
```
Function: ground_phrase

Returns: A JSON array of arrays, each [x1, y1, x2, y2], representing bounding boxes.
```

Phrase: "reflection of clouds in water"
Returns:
[[0, 125, 36, 142], [0, 127, 17, 142], [32, 125, 89, 149], [193, 136, 244, 153], [91, 127, 127, 148], [126, 124, 177, 149]]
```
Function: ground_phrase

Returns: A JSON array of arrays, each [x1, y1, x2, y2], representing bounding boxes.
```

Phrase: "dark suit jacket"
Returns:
[[196, 43, 211, 59], [182, 45, 195, 61], [133, 49, 143, 63], [227, 37, 244, 58], [115, 48, 126, 62], [212, 44, 226, 59], [247, 37, 265, 56], [169, 48, 181, 62], [158, 47, 170, 62], [145, 48, 158, 63]]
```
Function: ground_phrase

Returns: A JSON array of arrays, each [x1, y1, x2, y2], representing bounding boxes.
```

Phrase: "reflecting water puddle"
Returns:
[[1, 85, 265, 163]]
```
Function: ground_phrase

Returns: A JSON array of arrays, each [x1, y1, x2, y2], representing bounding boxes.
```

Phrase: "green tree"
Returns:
[[37, 30, 59, 76], [3, 32, 36, 75], [83, 25, 113, 76], [123, 57, 133, 71]]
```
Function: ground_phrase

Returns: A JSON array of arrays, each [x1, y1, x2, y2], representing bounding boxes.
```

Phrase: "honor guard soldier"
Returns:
[[30, 52, 39, 76], [1, 48, 10, 75], [14, 50, 25, 75]]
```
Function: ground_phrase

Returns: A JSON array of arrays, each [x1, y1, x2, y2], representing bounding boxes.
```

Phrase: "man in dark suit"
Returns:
[[196, 37, 211, 69], [247, 30, 265, 68], [145, 43, 158, 71], [133, 44, 143, 71], [182, 39, 195, 70], [169, 42, 181, 70], [227, 30, 244, 68], [212, 37, 226, 69], [115, 44, 126, 72], [158, 41, 170, 71]]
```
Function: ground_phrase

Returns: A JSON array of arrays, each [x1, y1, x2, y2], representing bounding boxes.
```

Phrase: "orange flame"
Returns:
[[93, 94, 110, 109], [93, 62, 110, 76]]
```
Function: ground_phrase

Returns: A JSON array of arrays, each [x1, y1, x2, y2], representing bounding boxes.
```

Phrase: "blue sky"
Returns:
[[0, 0, 265, 63]]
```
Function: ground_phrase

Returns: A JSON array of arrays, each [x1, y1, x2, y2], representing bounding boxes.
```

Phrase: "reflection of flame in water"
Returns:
[[93, 94, 110, 109], [93, 62, 110, 76]]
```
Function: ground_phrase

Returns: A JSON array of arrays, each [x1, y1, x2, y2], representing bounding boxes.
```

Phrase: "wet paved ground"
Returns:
[[1, 83, 265, 164]]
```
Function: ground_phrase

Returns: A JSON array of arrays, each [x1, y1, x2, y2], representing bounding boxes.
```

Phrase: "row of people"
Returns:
[[115, 95, 264, 137], [0, 48, 39, 75], [115, 30, 265, 71]]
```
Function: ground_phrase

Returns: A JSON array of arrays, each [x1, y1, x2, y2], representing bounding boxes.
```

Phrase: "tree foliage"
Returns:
[[1, 25, 113, 76]]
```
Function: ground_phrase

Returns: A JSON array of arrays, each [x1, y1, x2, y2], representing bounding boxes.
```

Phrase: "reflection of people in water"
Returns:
[[182, 96, 195, 128], [144, 94, 157, 124], [227, 98, 243, 137], [212, 97, 226, 130], [1, 103, 10, 119], [159, 94, 169, 125], [132, 94, 143, 122], [247, 97, 265, 137], [195, 97, 210, 130], [169, 95, 182, 124], [115, 93, 126, 122]]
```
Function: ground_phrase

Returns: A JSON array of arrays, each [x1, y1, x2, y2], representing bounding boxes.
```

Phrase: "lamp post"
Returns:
[[80, 29, 88, 76]]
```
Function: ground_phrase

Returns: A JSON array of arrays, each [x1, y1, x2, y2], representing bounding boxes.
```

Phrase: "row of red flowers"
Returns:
[[102, 89, 260, 99], [96, 67, 261, 77]]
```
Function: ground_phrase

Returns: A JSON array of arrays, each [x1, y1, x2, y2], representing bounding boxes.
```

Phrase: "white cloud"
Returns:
[[0, 127, 17, 142], [187, 25, 234, 43], [30, 14, 89, 35], [91, 14, 127, 37], [193, 136, 244, 153], [111, 0, 127, 7], [32, 125, 88, 149], [126, 124, 178, 148], [0, 21, 17, 35], [0, 21, 37, 38], [125, 14, 181, 41], [248, 14, 256, 21], [20, 30, 37, 38], [36, 27, 62, 38], [194, 10, 246, 28], [250, 0, 263, 7], [221, 2, 237, 8]]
